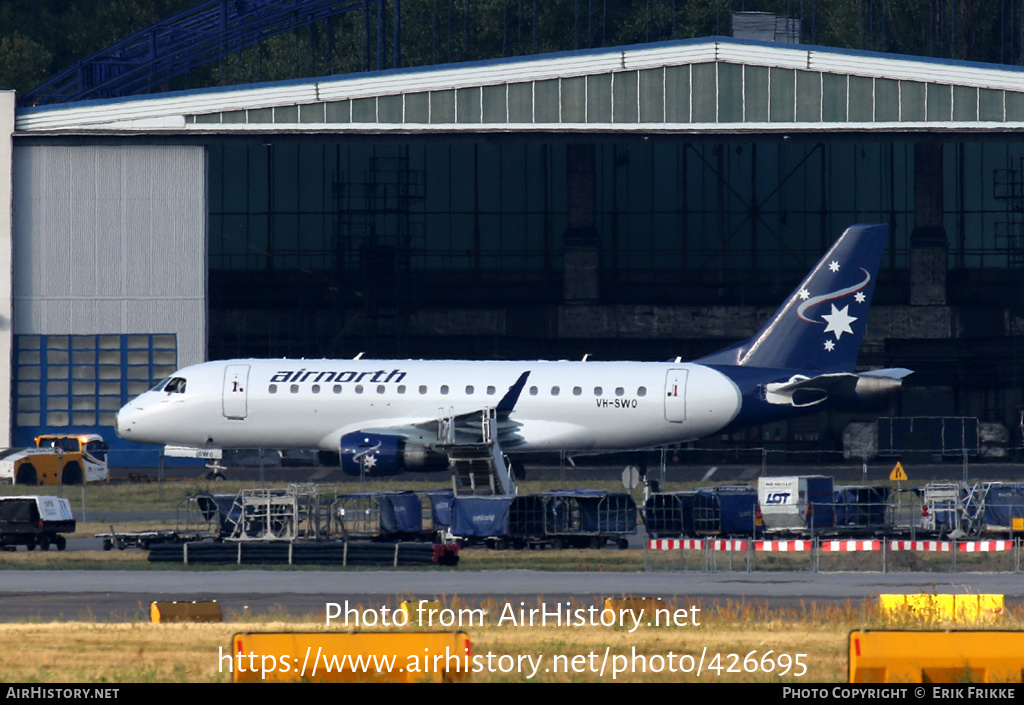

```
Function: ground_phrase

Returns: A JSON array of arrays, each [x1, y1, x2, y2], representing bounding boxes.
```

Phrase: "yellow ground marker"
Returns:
[[849, 630, 1024, 682]]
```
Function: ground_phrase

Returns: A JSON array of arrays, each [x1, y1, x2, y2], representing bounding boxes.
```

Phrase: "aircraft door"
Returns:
[[664, 368, 688, 423], [222, 364, 250, 420]]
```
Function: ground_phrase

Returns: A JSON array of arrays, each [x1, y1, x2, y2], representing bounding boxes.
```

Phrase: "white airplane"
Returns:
[[116, 224, 910, 483]]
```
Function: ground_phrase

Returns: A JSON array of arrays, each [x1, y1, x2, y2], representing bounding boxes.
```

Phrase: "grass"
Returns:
[[1, 481, 1022, 682], [2, 598, 1021, 682]]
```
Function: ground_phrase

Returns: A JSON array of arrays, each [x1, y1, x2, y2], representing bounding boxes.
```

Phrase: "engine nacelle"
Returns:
[[339, 432, 441, 476]]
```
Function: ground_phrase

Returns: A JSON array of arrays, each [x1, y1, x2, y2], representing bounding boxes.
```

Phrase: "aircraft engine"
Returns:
[[339, 432, 442, 476]]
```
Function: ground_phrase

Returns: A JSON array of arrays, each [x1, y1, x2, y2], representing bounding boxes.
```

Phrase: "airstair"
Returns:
[[438, 408, 517, 496]]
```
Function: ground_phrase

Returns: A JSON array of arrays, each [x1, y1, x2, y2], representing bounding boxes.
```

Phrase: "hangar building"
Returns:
[[3, 37, 1024, 462]]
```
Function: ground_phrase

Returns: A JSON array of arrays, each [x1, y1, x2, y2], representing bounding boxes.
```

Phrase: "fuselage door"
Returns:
[[664, 368, 688, 423], [222, 364, 250, 420]]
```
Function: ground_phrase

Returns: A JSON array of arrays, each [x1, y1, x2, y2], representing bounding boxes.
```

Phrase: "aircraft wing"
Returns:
[[341, 371, 530, 448]]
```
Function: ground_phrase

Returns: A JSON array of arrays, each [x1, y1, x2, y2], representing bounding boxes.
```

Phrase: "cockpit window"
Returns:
[[164, 377, 187, 394], [150, 377, 171, 392]]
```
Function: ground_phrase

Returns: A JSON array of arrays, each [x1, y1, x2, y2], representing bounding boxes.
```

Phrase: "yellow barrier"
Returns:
[[150, 600, 223, 623], [603, 597, 664, 625], [231, 631, 471, 682], [879, 594, 1004, 622], [400, 600, 444, 626], [849, 630, 1024, 682]]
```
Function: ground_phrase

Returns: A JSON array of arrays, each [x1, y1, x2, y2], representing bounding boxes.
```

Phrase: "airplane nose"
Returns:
[[115, 405, 133, 439]]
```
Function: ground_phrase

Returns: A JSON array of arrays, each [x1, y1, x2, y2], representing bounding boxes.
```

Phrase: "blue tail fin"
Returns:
[[697, 224, 888, 372]]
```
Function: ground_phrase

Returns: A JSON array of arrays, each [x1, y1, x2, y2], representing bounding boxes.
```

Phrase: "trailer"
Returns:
[[0, 495, 75, 551], [505, 490, 637, 549], [966, 482, 1024, 536], [757, 476, 835, 535], [97, 494, 223, 549], [448, 495, 513, 548], [643, 491, 695, 539], [332, 491, 426, 541], [693, 485, 760, 537], [833, 485, 890, 534]]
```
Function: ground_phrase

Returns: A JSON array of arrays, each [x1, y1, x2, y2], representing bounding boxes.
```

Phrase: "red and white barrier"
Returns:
[[958, 541, 1014, 552], [648, 538, 1019, 554], [706, 540, 748, 551], [889, 540, 953, 552], [821, 540, 882, 552], [756, 540, 812, 552], [647, 539, 702, 550]]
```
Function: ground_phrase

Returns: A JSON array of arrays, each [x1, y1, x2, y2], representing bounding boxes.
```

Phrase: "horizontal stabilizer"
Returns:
[[858, 368, 913, 380], [766, 368, 911, 407]]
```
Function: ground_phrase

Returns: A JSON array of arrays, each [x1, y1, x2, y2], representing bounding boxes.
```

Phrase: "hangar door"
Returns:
[[11, 144, 207, 456]]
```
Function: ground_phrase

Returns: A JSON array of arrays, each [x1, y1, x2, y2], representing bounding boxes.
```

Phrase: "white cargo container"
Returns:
[[757, 476, 834, 534]]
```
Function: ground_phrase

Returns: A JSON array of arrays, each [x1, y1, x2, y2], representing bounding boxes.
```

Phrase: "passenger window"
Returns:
[[529, 386, 538, 395], [466, 385, 474, 394], [269, 384, 278, 394], [487, 386, 496, 395], [594, 387, 603, 396], [290, 384, 299, 394], [441, 385, 449, 395], [615, 387, 624, 396], [377, 385, 386, 394], [419, 385, 427, 394], [311, 385, 321, 394], [355, 385, 364, 394], [333, 385, 342, 394], [398, 385, 406, 394], [551, 386, 560, 396], [638, 386, 647, 397], [573, 387, 582, 396]]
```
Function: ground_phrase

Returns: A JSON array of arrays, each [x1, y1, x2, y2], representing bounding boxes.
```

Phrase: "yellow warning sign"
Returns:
[[889, 462, 908, 482]]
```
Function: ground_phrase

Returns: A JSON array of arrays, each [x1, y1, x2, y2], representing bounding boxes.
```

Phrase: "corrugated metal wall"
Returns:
[[11, 145, 206, 365]]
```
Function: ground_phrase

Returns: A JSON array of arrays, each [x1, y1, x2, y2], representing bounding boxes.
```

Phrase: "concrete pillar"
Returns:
[[0, 92, 13, 446], [910, 142, 948, 306], [563, 143, 600, 302]]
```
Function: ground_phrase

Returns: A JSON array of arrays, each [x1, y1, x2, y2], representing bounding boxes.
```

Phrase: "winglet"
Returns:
[[496, 371, 530, 415]]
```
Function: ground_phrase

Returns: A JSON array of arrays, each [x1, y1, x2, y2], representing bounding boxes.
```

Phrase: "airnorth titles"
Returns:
[[269, 368, 408, 385]]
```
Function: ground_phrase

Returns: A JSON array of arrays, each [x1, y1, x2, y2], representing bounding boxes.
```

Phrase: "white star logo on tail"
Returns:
[[796, 268, 871, 323], [821, 304, 857, 339]]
